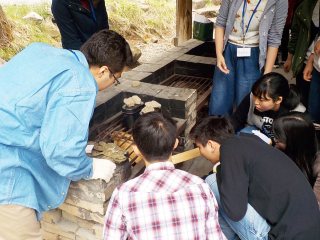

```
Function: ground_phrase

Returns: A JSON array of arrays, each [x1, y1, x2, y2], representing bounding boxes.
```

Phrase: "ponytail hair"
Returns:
[[284, 84, 301, 109], [252, 72, 300, 110]]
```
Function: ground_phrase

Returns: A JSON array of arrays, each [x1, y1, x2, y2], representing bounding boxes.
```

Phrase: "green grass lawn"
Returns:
[[1, 0, 176, 61], [0, 3, 60, 60]]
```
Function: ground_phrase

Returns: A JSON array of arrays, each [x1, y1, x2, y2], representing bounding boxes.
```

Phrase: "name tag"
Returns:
[[237, 47, 251, 57]]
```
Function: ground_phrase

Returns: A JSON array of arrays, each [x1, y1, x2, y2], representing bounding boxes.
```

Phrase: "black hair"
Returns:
[[80, 29, 133, 73], [190, 116, 234, 146], [132, 112, 177, 162], [273, 112, 318, 186], [252, 72, 300, 110]]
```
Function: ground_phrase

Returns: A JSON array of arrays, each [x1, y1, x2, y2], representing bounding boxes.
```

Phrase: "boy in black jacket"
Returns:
[[191, 116, 320, 240]]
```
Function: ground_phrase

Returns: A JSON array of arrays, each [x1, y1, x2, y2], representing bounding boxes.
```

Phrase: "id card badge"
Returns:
[[237, 47, 251, 57]]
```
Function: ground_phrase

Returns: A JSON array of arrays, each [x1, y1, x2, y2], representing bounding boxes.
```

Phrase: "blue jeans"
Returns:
[[205, 174, 270, 240], [238, 125, 258, 134], [309, 69, 320, 123], [209, 42, 261, 116]]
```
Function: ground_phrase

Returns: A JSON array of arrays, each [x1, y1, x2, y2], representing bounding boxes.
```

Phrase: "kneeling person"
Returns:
[[191, 117, 320, 240], [103, 112, 226, 240]]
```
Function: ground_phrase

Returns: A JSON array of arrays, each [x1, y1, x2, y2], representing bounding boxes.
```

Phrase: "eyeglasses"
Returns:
[[109, 69, 120, 86]]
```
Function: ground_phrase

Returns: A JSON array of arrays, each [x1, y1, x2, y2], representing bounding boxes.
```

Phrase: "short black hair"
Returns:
[[80, 29, 133, 73], [190, 116, 234, 146], [132, 112, 177, 162], [252, 72, 300, 109]]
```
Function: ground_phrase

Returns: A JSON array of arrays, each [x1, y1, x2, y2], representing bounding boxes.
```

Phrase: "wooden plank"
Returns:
[[176, 0, 192, 46], [171, 148, 201, 164]]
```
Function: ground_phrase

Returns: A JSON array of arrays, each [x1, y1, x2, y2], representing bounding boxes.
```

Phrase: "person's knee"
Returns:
[[205, 174, 220, 198]]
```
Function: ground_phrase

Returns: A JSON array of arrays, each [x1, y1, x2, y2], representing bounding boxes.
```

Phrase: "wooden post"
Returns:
[[175, 0, 192, 46]]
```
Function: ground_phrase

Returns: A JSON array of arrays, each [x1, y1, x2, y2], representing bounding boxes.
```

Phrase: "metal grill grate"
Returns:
[[93, 113, 140, 165], [94, 113, 127, 142], [160, 74, 212, 110], [93, 112, 187, 166]]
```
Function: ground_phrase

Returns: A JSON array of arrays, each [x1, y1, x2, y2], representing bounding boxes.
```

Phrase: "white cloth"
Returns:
[[252, 130, 272, 144], [308, 37, 320, 72], [91, 158, 116, 182]]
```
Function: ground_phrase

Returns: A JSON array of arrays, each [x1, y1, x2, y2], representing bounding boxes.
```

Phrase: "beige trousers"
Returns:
[[0, 205, 42, 240]]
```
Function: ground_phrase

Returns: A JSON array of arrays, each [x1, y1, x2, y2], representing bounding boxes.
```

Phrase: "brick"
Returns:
[[42, 209, 62, 224], [64, 196, 106, 215], [95, 90, 119, 111], [186, 93, 197, 109], [41, 220, 78, 239], [76, 228, 100, 240], [130, 72, 153, 81], [41, 230, 73, 240], [62, 212, 103, 237], [66, 185, 106, 203], [59, 203, 105, 224], [176, 54, 194, 62], [187, 101, 197, 114], [167, 52, 185, 59]]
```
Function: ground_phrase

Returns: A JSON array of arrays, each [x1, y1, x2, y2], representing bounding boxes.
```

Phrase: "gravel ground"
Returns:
[[135, 39, 175, 63]]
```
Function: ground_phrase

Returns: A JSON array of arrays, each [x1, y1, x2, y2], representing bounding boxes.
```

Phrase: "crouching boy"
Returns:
[[190, 116, 320, 240], [103, 112, 226, 240]]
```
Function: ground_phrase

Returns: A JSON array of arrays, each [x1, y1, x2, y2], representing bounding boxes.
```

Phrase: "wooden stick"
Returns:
[[171, 148, 201, 164]]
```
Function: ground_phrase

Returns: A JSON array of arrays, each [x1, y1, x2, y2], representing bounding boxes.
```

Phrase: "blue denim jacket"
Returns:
[[0, 43, 97, 218], [216, 0, 288, 69]]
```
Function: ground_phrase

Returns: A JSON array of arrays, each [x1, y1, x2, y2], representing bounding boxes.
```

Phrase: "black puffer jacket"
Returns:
[[52, 0, 109, 50]]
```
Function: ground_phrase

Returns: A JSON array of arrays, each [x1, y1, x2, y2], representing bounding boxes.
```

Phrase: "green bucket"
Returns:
[[193, 21, 214, 41]]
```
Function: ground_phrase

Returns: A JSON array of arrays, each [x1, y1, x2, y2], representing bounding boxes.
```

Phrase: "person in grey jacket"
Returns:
[[231, 72, 305, 142], [209, 0, 288, 116]]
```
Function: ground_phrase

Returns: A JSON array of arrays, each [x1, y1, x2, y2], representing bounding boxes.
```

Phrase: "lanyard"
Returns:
[[68, 49, 80, 62], [241, 0, 262, 43], [89, 0, 97, 23]]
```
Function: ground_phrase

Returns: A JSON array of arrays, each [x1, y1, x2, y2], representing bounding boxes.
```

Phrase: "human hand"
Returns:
[[283, 58, 292, 73], [216, 54, 230, 74], [303, 56, 314, 81], [91, 158, 116, 182]]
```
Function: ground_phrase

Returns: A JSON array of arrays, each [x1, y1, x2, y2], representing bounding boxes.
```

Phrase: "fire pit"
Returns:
[[41, 39, 216, 240]]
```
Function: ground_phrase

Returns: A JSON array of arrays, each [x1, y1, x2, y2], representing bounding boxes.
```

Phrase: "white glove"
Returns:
[[91, 158, 116, 182], [252, 130, 272, 145]]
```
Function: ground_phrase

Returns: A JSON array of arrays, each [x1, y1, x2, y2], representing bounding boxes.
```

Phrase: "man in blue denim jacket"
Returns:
[[0, 29, 132, 239]]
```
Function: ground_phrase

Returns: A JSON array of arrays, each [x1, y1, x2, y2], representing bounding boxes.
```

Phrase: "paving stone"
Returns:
[[41, 220, 78, 240], [59, 203, 105, 224], [62, 211, 103, 237]]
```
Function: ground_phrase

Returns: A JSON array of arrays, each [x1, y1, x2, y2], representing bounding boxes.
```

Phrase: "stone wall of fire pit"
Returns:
[[41, 160, 131, 240], [41, 39, 216, 239]]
